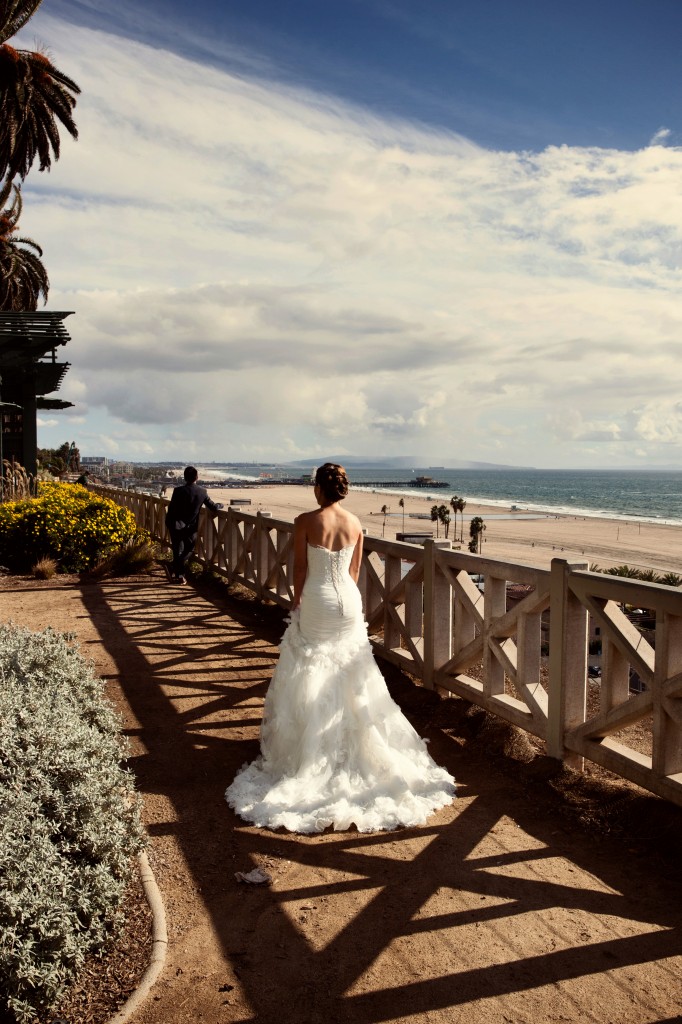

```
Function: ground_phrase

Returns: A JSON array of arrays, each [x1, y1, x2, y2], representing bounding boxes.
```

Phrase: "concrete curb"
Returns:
[[106, 850, 168, 1024]]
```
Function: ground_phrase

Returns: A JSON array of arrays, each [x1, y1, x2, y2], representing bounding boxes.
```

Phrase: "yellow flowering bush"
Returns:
[[0, 483, 140, 572]]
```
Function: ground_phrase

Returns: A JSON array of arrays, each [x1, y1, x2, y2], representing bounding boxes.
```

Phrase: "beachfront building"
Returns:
[[0, 311, 74, 477]]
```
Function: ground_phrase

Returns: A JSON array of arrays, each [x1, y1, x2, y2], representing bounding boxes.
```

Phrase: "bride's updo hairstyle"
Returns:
[[314, 462, 349, 503]]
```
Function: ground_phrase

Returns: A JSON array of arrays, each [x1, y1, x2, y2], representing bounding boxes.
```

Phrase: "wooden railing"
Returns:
[[95, 485, 682, 807]]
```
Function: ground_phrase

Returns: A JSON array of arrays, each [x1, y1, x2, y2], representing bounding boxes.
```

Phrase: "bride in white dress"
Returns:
[[225, 463, 455, 833]]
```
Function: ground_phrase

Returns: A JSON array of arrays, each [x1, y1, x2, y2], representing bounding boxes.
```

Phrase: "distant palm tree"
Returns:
[[603, 565, 642, 578], [381, 504, 389, 538], [0, 180, 48, 309], [660, 572, 682, 587], [450, 495, 459, 540], [430, 504, 440, 538], [438, 504, 450, 539], [0, 0, 80, 182], [458, 497, 467, 543], [469, 515, 485, 554], [398, 497, 405, 535]]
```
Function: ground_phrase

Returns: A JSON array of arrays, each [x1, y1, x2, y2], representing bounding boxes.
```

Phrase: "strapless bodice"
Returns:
[[298, 543, 363, 643], [306, 543, 355, 587]]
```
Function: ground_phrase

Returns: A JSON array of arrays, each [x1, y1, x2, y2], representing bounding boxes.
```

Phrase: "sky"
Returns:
[[15, 0, 682, 468]]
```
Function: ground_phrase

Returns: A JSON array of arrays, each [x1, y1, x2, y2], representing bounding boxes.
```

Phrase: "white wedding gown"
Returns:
[[225, 543, 455, 833]]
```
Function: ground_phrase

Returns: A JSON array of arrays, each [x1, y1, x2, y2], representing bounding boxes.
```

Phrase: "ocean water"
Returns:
[[348, 468, 682, 525], [212, 466, 682, 526]]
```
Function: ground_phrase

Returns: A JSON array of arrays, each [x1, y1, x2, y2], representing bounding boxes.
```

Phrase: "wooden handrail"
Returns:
[[91, 484, 682, 807]]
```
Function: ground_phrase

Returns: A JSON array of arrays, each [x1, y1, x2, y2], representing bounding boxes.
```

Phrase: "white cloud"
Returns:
[[649, 127, 671, 146], [546, 409, 623, 443], [22, 14, 682, 467], [632, 401, 682, 444]]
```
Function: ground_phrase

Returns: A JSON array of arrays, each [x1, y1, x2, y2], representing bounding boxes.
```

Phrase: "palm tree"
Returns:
[[468, 515, 485, 554], [438, 504, 450, 539], [603, 565, 642, 578], [430, 504, 440, 538], [450, 495, 459, 541], [660, 572, 682, 587], [398, 497, 405, 535], [458, 497, 467, 543], [0, 0, 80, 182], [0, 179, 48, 309], [381, 504, 389, 538]]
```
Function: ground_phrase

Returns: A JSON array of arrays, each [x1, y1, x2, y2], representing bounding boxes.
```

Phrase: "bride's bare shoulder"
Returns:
[[295, 508, 324, 533], [341, 509, 363, 538]]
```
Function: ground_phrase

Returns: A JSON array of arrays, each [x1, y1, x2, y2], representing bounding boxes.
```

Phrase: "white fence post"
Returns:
[[256, 512, 272, 600], [653, 611, 682, 778], [226, 506, 238, 582], [423, 539, 436, 689], [547, 558, 588, 766], [423, 540, 452, 690], [483, 576, 506, 698], [383, 550, 402, 652]]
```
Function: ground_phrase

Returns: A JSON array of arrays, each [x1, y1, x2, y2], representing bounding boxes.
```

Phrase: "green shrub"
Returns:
[[0, 482, 139, 572], [0, 624, 145, 1022]]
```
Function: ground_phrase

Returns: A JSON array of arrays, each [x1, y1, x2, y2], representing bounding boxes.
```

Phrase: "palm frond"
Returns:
[[0, 42, 79, 179], [0, 0, 43, 44], [11, 234, 42, 252], [0, 179, 21, 239], [0, 224, 49, 309]]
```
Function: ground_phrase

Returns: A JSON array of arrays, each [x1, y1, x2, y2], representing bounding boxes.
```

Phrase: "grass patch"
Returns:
[[89, 535, 158, 579], [31, 556, 58, 579]]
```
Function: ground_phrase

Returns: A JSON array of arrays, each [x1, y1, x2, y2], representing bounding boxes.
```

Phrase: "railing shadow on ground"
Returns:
[[70, 569, 682, 1024]]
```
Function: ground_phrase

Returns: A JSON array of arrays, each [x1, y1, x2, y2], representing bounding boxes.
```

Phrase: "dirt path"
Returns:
[[3, 568, 682, 1024]]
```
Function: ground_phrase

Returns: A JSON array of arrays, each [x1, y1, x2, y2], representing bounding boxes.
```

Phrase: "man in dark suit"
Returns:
[[165, 466, 222, 583]]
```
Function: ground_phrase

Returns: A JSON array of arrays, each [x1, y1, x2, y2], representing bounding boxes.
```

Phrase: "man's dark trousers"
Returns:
[[169, 526, 198, 579], [165, 481, 219, 580]]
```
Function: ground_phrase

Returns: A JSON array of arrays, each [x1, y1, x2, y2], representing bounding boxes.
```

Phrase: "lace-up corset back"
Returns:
[[298, 543, 363, 643]]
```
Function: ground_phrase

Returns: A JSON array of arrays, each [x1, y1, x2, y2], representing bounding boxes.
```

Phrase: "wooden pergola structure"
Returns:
[[0, 311, 74, 478]]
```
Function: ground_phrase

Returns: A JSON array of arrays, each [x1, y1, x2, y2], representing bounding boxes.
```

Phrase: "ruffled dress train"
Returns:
[[225, 544, 455, 833]]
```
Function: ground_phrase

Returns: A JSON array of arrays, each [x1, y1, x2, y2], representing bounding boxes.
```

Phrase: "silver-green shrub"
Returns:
[[0, 624, 145, 1022]]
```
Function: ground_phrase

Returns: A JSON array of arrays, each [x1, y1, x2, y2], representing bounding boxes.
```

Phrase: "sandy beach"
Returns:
[[209, 482, 682, 576]]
